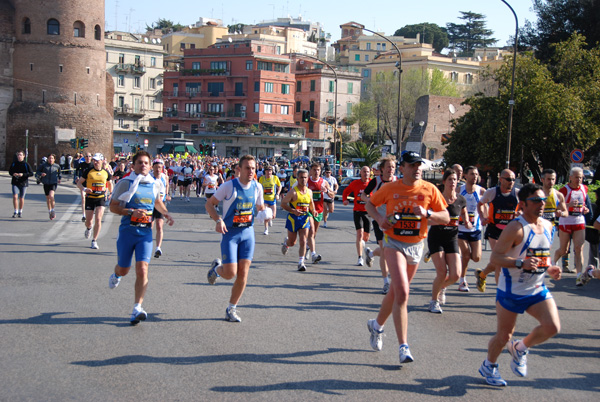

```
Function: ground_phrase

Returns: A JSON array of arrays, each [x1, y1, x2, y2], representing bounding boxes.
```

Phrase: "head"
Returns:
[[297, 168, 309, 187], [92, 153, 104, 169], [499, 169, 516, 192], [264, 164, 273, 177], [360, 166, 371, 181], [132, 151, 152, 175], [310, 162, 321, 178], [518, 183, 545, 217], [84, 152, 93, 163], [48, 154, 56, 164], [464, 166, 479, 185], [153, 159, 164, 175], [324, 167, 332, 178], [379, 156, 396, 180], [400, 151, 424, 183], [541, 169, 556, 189], [15, 151, 24, 161], [452, 164, 463, 181], [238, 155, 256, 184], [442, 168, 458, 191], [569, 167, 584, 188]]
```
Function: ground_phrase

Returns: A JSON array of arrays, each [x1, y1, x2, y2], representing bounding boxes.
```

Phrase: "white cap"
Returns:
[[92, 153, 104, 161]]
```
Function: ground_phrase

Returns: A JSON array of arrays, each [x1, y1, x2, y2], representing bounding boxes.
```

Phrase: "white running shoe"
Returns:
[[382, 282, 390, 295], [458, 280, 470, 292], [208, 259, 221, 285], [297, 263, 307, 272], [357, 257, 364, 266], [365, 247, 373, 267], [49, 210, 56, 220], [581, 265, 594, 285], [428, 300, 443, 314], [108, 273, 121, 289], [323, 221, 327, 228], [312, 254, 322, 264], [225, 306, 241, 322], [438, 288, 447, 305], [367, 319, 384, 351], [479, 361, 507, 386], [399, 344, 414, 363], [264, 228, 269, 235], [507, 340, 528, 377], [91, 240, 99, 249], [281, 237, 289, 255], [154, 248, 162, 258], [84, 227, 91, 239], [130, 306, 147, 325]]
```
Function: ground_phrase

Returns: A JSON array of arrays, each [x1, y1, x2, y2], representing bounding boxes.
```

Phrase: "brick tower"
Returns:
[[4, 0, 113, 167]]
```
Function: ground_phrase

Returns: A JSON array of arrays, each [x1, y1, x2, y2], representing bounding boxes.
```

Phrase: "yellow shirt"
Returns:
[[290, 186, 312, 214], [259, 175, 281, 202]]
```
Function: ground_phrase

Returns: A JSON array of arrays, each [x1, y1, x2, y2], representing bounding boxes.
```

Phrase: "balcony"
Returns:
[[115, 105, 145, 117], [164, 111, 245, 119], [163, 91, 247, 99], [180, 68, 230, 76], [114, 63, 146, 75]]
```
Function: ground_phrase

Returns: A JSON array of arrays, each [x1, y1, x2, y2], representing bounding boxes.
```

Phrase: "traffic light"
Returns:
[[198, 145, 204, 155], [336, 153, 340, 164], [302, 110, 311, 123], [70, 138, 78, 149], [79, 138, 89, 149]]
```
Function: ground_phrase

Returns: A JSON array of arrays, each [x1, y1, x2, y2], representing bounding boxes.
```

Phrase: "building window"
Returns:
[[180, 43, 186, 50], [149, 99, 155, 110], [377, 43, 381, 51], [354, 54, 360, 61], [173, 83, 178, 96], [296, 81, 302, 92], [150, 57, 156, 67], [363, 69, 370, 78], [73, 21, 85, 37], [296, 101, 301, 113], [42, 90, 46, 103], [190, 43, 195, 49], [254, 82, 260, 91], [119, 53, 125, 64], [366, 42, 371, 50], [47, 19, 60, 35], [310, 80, 315, 91], [94, 25, 101, 40], [210, 61, 227, 70], [263, 104, 273, 114], [134, 76, 141, 88], [365, 55, 369, 61], [118, 119, 125, 128], [207, 103, 224, 113], [264, 82, 274, 93], [134, 55, 141, 66], [118, 96, 125, 108], [281, 84, 290, 94], [309, 122, 314, 133], [254, 103, 259, 113], [191, 124, 199, 134], [207, 82, 223, 96], [257, 61, 272, 71], [348, 82, 353, 94], [274, 63, 289, 73], [329, 81, 334, 92], [281, 105, 289, 115], [149, 78, 156, 89], [22, 18, 31, 34], [347, 102, 353, 115], [192, 62, 201, 70], [30, 63, 33, 71], [171, 124, 179, 131], [246, 60, 253, 70], [59, 65, 63, 73], [117, 75, 124, 86], [276, 45, 281, 55], [465, 73, 473, 84], [257, 45, 261, 52], [382, 43, 386, 50], [86, 67, 90, 74], [309, 100, 315, 113], [327, 101, 334, 116], [450, 72, 458, 82]]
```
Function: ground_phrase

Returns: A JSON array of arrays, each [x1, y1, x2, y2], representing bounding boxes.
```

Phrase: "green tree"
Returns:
[[343, 142, 382, 168], [394, 23, 449, 53], [146, 18, 185, 34], [446, 11, 497, 57], [227, 23, 246, 34]]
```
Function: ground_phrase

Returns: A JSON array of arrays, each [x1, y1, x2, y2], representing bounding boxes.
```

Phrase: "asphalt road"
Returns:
[[0, 173, 599, 401]]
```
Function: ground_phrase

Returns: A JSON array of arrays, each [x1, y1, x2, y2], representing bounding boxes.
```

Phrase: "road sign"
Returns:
[[124, 139, 128, 144], [570, 149, 584, 163], [351, 158, 365, 162]]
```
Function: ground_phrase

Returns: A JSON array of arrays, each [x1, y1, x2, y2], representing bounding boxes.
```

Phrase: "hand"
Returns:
[[413, 205, 427, 218], [481, 217, 489, 226], [547, 265, 562, 280], [41, 173, 46, 177], [522, 257, 539, 271], [164, 213, 174, 226], [216, 219, 227, 234], [343, 200, 349, 206]]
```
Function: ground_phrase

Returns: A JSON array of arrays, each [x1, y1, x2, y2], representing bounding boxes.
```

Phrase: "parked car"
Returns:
[[336, 176, 360, 200], [584, 169, 594, 182]]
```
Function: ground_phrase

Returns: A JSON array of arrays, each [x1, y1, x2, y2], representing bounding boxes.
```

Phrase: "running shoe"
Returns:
[[365, 247, 374, 267], [367, 319, 384, 351], [507, 340, 528, 377], [281, 237, 289, 255], [575, 275, 583, 287], [581, 265, 594, 286], [130, 306, 147, 326], [428, 300, 443, 314], [91, 240, 99, 249], [269, 220, 273, 227], [225, 306, 241, 322], [12, 212, 17, 218], [458, 280, 470, 292], [399, 344, 414, 363], [305, 247, 311, 259], [312, 254, 322, 264], [84, 227, 91, 239], [382, 282, 390, 295], [81, 216, 86, 222], [479, 361, 507, 386], [423, 251, 431, 263], [297, 263, 307, 272], [476, 269, 486, 292], [264, 228, 269, 235], [108, 273, 121, 289], [208, 258, 221, 285], [49, 210, 56, 220], [323, 221, 327, 228], [154, 248, 162, 258], [18, 212, 22, 218], [357, 257, 364, 266], [438, 288, 446, 305]]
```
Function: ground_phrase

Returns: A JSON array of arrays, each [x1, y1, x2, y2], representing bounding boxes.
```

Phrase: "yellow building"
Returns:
[[219, 26, 318, 57], [161, 20, 228, 67]]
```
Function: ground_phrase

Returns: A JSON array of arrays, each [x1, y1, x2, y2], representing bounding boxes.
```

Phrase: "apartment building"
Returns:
[[219, 25, 317, 57], [105, 31, 165, 134]]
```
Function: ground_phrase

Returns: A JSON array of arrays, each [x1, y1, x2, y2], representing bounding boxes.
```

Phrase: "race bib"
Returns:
[[130, 211, 153, 228], [233, 210, 253, 228], [392, 213, 421, 237], [91, 182, 105, 195]]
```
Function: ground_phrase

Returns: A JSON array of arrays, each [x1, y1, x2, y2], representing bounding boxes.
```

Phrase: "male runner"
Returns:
[[452, 164, 466, 187], [181, 161, 193, 202], [343, 165, 371, 266], [475, 169, 519, 292], [77, 152, 94, 221], [151, 159, 170, 258], [108, 151, 174, 325], [206, 155, 264, 322], [281, 169, 315, 271], [479, 183, 561, 386], [306, 162, 335, 263], [553, 167, 590, 285], [258, 164, 281, 235], [36, 154, 62, 220], [365, 151, 449, 363], [457, 166, 486, 291], [9, 150, 34, 218], [362, 157, 397, 294], [77, 153, 113, 249], [540, 169, 567, 242], [322, 167, 339, 228]]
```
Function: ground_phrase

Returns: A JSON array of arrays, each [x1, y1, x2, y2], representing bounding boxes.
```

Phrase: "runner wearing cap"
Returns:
[[322, 167, 338, 228], [151, 159, 170, 258], [77, 153, 113, 249], [258, 164, 281, 235]]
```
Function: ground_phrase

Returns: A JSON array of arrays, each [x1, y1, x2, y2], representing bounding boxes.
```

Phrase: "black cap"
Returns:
[[400, 151, 423, 164]]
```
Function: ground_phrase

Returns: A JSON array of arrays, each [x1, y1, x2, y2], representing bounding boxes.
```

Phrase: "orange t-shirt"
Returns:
[[370, 179, 448, 243]]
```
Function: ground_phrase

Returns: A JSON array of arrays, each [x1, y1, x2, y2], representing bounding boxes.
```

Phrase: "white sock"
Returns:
[[228, 303, 237, 310], [134, 303, 141, 310], [372, 320, 383, 331], [515, 340, 528, 353], [312, 252, 317, 258], [383, 277, 390, 285], [299, 256, 305, 264]]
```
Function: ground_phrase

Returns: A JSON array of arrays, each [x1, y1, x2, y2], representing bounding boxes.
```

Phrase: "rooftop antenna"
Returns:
[[128, 8, 135, 32], [114, 0, 118, 31]]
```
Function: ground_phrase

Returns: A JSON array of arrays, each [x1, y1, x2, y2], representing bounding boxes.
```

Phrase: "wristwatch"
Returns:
[[426, 209, 433, 218], [127, 209, 134, 216], [515, 259, 524, 268]]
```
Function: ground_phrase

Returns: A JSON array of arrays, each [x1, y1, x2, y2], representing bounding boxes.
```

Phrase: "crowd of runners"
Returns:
[[7, 148, 600, 387]]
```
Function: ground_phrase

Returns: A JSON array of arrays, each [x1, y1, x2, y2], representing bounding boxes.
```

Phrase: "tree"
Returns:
[[146, 18, 185, 34], [520, 0, 600, 62], [343, 142, 382, 168], [394, 23, 449, 53], [446, 11, 497, 57], [227, 23, 246, 34]]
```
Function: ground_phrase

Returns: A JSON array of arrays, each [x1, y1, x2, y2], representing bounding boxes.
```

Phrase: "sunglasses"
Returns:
[[502, 177, 515, 182], [526, 197, 547, 203]]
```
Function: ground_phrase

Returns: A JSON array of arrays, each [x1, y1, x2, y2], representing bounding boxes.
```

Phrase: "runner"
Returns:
[[452, 163, 466, 187], [258, 164, 282, 235], [306, 162, 335, 263], [553, 167, 590, 285], [457, 166, 486, 291], [361, 157, 397, 294], [322, 167, 339, 228], [151, 159, 170, 258], [77, 152, 94, 221], [540, 169, 567, 242], [281, 169, 315, 271], [343, 166, 372, 266], [181, 161, 193, 202], [475, 169, 519, 292], [108, 151, 174, 325], [203, 164, 222, 211], [478, 183, 561, 387], [77, 153, 113, 249], [427, 168, 470, 313], [365, 151, 449, 363], [36, 154, 62, 220], [8, 150, 34, 218], [206, 155, 265, 322]]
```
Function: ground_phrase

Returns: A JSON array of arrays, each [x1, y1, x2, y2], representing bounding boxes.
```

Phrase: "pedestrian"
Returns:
[[258, 164, 282, 235], [36, 154, 62, 220], [8, 150, 34, 218], [151, 159, 170, 258], [343, 165, 372, 266], [322, 167, 339, 228]]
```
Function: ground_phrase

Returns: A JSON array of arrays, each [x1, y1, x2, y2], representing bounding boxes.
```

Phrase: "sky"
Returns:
[[105, 0, 537, 49]]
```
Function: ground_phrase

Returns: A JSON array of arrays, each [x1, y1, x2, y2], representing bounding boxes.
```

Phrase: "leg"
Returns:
[[286, 230, 298, 248], [133, 261, 149, 304], [571, 229, 585, 274], [458, 238, 471, 279], [155, 218, 164, 249], [385, 247, 415, 345], [307, 218, 316, 253], [19, 196, 24, 210], [481, 238, 498, 277], [298, 228, 309, 258], [377, 240, 388, 278], [13, 193, 19, 211], [431, 252, 447, 301], [46, 195, 52, 211], [92, 206, 105, 240], [487, 302, 519, 363], [355, 229, 364, 257], [553, 230, 572, 267], [523, 298, 560, 348], [84, 208, 94, 230], [224, 259, 251, 305]]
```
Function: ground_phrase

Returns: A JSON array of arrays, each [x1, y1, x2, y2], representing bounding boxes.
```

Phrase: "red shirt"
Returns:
[[343, 179, 369, 212]]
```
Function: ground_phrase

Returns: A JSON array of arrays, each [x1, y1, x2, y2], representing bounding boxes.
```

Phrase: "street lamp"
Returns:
[[360, 26, 402, 157], [500, 0, 519, 169], [419, 121, 425, 156]]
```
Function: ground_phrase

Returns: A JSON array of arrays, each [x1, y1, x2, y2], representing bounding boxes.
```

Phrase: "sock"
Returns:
[[383, 277, 390, 285], [228, 303, 237, 310], [133, 303, 141, 310], [515, 340, 528, 353], [299, 256, 305, 265], [372, 320, 383, 331], [399, 343, 409, 349], [14, 210, 17, 214], [484, 359, 494, 367], [312, 252, 317, 258], [577, 272, 582, 278], [18, 209, 22, 213]]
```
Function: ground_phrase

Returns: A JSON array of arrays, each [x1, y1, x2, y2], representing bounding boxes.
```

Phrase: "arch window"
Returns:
[[73, 21, 85, 38], [94, 25, 101, 40], [47, 19, 60, 35], [22, 17, 31, 34]]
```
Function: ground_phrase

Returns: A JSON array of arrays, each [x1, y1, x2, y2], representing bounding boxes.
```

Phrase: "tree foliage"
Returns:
[[227, 23, 246, 34], [446, 11, 497, 57], [343, 142, 382, 168], [146, 18, 185, 34], [394, 23, 449, 53]]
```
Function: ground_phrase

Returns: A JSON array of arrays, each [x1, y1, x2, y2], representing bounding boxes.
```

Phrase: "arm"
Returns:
[[414, 205, 450, 225], [76, 176, 91, 195], [461, 206, 472, 230], [281, 189, 301, 216], [556, 192, 567, 218], [366, 199, 388, 229], [490, 221, 528, 269], [342, 181, 353, 206], [205, 194, 227, 234], [154, 198, 174, 226]]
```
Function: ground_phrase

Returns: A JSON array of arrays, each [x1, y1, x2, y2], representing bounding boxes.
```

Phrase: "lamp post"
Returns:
[[500, 0, 519, 169], [419, 121, 425, 156], [360, 27, 402, 157], [290, 53, 337, 165]]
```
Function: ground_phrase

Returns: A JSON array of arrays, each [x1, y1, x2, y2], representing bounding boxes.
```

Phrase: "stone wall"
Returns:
[[0, 1, 15, 168]]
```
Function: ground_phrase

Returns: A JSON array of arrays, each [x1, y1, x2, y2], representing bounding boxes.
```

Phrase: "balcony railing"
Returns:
[[162, 91, 247, 98], [114, 63, 146, 74], [164, 111, 246, 119], [180, 68, 230, 76]]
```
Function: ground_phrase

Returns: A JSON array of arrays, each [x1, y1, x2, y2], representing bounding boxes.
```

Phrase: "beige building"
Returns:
[[105, 31, 165, 135], [219, 26, 318, 57]]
